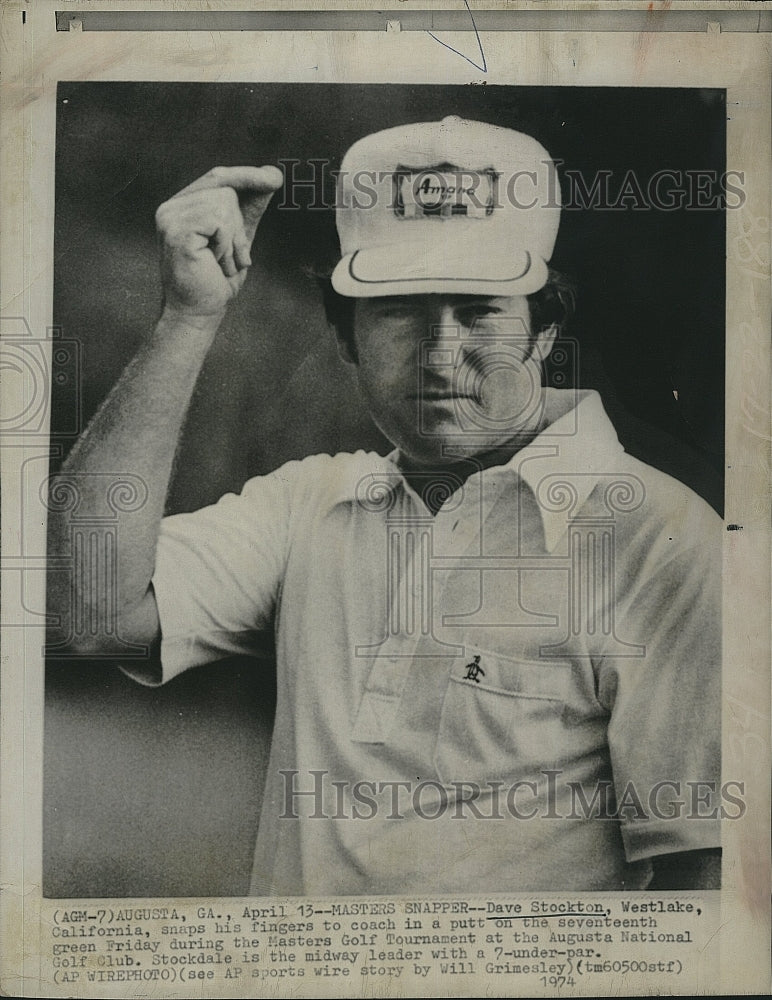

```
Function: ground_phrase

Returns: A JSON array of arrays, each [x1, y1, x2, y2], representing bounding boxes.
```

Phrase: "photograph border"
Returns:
[[1, 3, 770, 996]]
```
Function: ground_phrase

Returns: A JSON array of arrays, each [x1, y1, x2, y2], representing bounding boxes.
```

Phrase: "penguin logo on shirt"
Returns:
[[463, 655, 485, 683]]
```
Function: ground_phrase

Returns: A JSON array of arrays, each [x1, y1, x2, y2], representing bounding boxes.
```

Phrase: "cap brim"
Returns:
[[331, 241, 548, 298]]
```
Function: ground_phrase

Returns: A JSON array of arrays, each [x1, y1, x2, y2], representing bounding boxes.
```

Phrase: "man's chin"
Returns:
[[395, 426, 543, 471], [395, 436, 504, 470]]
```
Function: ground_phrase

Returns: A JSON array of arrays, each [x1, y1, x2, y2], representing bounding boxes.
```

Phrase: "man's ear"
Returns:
[[532, 323, 558, 364], [333, 298, 359, 365], [335, 327, 358, 366]]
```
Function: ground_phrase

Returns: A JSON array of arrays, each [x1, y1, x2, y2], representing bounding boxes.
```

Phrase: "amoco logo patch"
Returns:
[[393, 164, 498, 220]]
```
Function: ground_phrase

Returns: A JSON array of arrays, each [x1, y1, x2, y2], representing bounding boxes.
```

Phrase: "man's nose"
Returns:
[[426, 302, 461, 345], [420, 303, 465, 380], [429, 301, 458, 327]]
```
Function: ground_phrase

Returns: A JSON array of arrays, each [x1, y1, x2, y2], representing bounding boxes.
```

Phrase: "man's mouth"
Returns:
[[408, 389, 478, 402]]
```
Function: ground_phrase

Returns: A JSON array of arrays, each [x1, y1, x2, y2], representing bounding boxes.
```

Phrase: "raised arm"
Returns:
[[46, 166, 283, 656]]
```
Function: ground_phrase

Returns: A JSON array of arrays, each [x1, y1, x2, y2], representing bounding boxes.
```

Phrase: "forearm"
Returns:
[[47, 164, 282, 654], [46, 308, 222, 648]]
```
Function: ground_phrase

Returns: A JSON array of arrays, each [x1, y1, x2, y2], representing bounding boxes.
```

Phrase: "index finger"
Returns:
[[175, 165, 284, 242], [175, 165, 284, 198]]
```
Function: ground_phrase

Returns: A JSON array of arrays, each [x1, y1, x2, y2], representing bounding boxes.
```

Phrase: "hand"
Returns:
[[155, 165, 283, 320]]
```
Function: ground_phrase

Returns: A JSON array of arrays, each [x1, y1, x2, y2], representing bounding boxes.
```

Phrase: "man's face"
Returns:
[[343, 294, 556, 468]]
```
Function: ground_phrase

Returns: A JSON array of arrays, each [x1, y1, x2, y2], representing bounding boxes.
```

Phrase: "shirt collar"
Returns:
[[332, 389, 625, 553], [510, 389, 626, 552]]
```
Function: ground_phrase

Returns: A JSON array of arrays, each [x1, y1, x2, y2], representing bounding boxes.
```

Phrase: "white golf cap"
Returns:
[[331, 116, 561, 298]]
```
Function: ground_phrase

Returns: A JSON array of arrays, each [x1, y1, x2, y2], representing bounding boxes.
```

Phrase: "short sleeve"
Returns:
[[598, 503, 722, 862], [141, 461, 302, 685]]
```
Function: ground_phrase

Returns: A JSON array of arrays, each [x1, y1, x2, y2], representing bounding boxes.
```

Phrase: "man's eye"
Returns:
[[459, 306, 500, 326], [380, 306, 419, 321]]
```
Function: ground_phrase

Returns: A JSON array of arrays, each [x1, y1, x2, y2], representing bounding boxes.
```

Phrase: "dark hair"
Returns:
[[315, 266, 576, 362]]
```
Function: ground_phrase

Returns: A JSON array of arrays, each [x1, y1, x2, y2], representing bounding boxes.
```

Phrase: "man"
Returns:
[[48, 116, 721, 895]]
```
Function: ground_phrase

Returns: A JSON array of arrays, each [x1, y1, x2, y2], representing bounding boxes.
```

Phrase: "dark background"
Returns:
[[45, 83, 726, 897]]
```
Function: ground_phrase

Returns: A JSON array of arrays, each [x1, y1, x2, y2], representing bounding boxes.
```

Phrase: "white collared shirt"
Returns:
[[147, 389, 722, 895]]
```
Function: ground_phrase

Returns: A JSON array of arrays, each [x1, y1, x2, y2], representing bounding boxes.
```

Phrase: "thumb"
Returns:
[[241, 165, 284, 242]]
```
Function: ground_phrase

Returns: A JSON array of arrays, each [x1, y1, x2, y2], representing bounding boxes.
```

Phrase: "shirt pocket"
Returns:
[[432, 646, 572, 785]]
